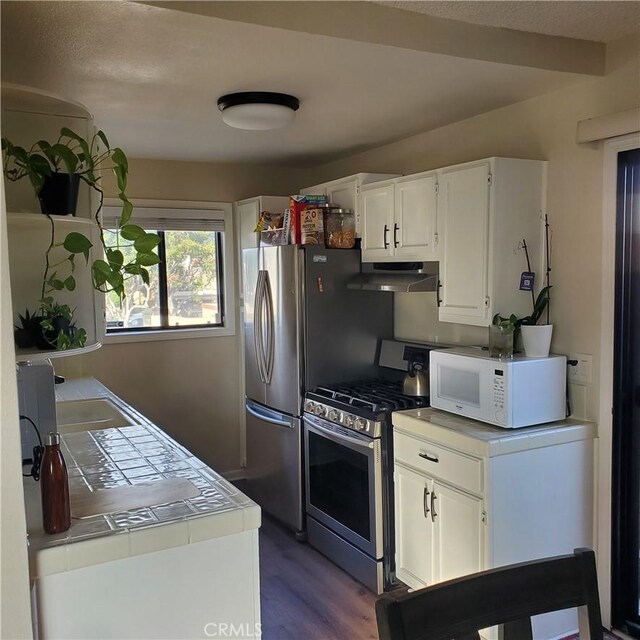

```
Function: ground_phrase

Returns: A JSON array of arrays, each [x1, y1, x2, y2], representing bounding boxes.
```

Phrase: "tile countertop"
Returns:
[[25, 377, 260, 579], [392, 407, 597, 458]]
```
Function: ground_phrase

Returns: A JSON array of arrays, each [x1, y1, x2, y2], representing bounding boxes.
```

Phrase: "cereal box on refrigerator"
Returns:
[[289, 194, 327, 244]]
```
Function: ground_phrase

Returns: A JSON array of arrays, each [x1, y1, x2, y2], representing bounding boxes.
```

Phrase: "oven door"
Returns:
[[303, 414, 383, 559]]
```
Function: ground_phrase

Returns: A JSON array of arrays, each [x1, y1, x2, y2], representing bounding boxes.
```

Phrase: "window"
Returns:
[[101, 201, 235, 340]]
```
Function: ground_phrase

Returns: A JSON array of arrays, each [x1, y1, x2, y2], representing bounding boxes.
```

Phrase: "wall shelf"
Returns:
[[7, 212, 104, 361], [7, 212, 96, 226], [15, 341, 102, 363]]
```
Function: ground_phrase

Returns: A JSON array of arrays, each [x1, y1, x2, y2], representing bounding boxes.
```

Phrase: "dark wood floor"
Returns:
[[259, 516, 380, 640]]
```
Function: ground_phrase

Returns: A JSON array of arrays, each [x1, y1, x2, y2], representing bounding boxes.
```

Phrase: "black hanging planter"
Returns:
[[38, 173, 80, 216]]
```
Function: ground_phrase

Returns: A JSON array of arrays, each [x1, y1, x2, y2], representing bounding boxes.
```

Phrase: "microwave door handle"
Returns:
[[263, 272, 275, 384]]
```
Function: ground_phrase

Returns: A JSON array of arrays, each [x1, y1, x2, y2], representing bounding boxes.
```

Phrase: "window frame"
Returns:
[[99, 198, 235, 343]]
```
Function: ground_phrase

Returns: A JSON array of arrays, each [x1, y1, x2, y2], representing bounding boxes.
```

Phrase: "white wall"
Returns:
[[53, 158, 307, 474], [0, 180, 33, 638]]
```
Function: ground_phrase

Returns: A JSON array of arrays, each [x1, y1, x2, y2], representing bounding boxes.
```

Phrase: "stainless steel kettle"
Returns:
[[402, 357, 429, 397]]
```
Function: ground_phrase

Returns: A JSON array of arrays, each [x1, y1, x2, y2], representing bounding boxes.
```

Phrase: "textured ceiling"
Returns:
[[378, 1, 640, 43], [0, 1, 633, 164]]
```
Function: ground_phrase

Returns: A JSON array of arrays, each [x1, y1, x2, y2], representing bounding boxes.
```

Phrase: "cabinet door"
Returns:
[[237, 199, 261, 253], [438, 163, 491, 325], [326, 179, 356, 211], [300, 184, 326, 196], [432, 480, 483, 584], [361, 184, 395, 262], [395, 465, 433, 589], [395, 174, 439, 261]]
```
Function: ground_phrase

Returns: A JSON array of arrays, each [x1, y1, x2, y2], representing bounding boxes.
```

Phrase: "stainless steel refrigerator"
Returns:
[[242, 245, 393, 535]]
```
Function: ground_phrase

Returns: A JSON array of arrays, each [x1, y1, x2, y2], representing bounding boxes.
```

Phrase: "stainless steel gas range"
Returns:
[[302, 340, 441, 594]]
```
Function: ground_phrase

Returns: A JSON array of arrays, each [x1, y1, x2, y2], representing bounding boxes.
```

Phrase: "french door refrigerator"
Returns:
[[243, 245, 393, 535]]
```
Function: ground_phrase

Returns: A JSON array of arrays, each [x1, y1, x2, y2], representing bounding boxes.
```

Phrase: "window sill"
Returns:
[[102, 325, 235, 344]]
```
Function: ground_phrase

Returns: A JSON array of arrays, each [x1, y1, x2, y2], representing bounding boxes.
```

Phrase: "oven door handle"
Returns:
[[304, 417, 374, 449]]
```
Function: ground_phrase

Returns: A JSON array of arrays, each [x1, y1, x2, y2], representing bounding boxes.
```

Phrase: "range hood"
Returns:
[[348, 261, 439, 293]]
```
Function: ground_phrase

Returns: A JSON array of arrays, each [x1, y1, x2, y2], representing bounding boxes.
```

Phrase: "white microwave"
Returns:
[[429, 348, 567, 428]]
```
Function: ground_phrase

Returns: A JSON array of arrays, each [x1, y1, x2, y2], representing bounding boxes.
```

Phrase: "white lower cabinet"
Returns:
[[393, 409, 597, 640], [432, 479, 483, 584], [395, 463, 483, 590]]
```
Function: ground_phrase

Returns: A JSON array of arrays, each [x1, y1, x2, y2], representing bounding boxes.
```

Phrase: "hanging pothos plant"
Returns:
[[2, 127, 160, 350]]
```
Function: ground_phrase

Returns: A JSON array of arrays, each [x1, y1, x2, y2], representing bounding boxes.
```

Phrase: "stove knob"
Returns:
[[304, 401, 315, 413], [343, 414, 355, 428], [328, 409, 340, 422], [315, 404, 326, 417], [354, 417, 367, 432]]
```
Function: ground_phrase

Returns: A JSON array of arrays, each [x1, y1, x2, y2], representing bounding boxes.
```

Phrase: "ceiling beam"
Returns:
[[141, 0, 605, 76]]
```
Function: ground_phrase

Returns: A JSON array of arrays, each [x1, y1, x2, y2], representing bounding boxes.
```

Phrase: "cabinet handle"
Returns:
[[419, 452, 439, 463], [423, 487, 430, 518], [436, 280, 443, 308], [383, 225, 389, 249], [393, 223, 399, 248], [431, 491, 438, 522]]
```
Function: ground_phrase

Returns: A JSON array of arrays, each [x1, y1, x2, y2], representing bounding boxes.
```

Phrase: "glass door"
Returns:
[[613, 147, 640, 638], [304, 418, 382, 558]]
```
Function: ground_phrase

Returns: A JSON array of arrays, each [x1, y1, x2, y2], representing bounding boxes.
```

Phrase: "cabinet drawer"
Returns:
[[394, 431, 483, 495]]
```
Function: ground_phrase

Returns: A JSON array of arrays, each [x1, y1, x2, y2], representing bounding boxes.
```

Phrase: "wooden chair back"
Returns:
[[376, 548, 603, 640]]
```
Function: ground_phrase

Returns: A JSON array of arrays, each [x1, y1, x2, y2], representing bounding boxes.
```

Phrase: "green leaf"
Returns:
[[113, 165, 126, 193], [139, 267, 150, 285], [96, 130, 110, 150], [106, 248, 124, 269], [92, 259, 113, 276], [530, 285, 552, 324], [134, 233, 161, 254], [29, 154, 52, 173], [111, 147, 128, 172], [120, 224, 145, 241], [119, 198, 133, 227], [47, 278, 65, 291], [136, 252, 160, 266], [51, 143, 78, 174], [63, 275, 76, 291], [63, 232, 93, 262], [124, 264, 143, 275]]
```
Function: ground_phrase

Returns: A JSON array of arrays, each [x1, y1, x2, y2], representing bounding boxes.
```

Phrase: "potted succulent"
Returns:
[[13, 309, 43, 349], [3, 127, 161, 351]]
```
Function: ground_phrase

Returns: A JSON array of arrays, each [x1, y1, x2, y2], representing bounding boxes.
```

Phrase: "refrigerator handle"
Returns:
[[254, 271, 266, 383], [246, 402, 293, 428], [263, 271, 275, 384]]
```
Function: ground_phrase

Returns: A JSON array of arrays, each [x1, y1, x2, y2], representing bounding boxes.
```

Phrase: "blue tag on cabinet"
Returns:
[[519, 272, 535, 291]]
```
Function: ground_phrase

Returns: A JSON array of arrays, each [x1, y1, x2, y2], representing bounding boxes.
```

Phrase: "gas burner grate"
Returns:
[[307, 379, 428, 416]]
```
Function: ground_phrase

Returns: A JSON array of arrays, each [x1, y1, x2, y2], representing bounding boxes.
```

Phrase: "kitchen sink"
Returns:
[[56, 398, 136, 434]]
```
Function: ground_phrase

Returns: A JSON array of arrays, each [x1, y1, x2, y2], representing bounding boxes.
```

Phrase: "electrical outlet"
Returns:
[[567, 353, 592, 386]]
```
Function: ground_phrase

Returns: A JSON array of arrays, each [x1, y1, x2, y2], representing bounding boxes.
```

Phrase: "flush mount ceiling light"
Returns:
[[217, 92, 299, 131]]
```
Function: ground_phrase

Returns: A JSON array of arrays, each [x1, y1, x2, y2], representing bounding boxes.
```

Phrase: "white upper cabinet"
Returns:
[[300, 172, 399, 237], [361, 181, 396, 260], [361, 171, 439, 263], [437, 162, 491, 323], [394, 173, 439, 261], [437, 157, 547, 326]]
